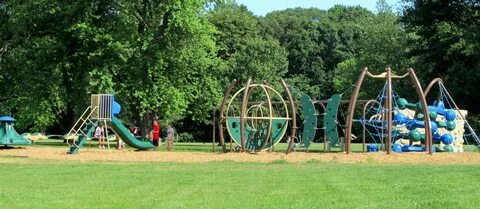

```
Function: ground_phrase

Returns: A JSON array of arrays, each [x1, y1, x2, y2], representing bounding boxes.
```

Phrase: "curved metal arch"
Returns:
[[345, 67, 432, 154], [225, 84, 290, 120], [345, 67, 369, 153], [282, 79, 297, 154], [424, 77, 444, 98], [225, 82, 290, 152], [240, 78, 252, 152], [218, 79, 237, 152], [407, 68, 432, 154]]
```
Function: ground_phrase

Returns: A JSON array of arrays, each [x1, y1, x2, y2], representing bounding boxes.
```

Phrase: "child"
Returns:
[[115, 135, 124, 150], [152, 118, 161, 151], [95, 123, 105, 149], [166, 124, 174, 151]]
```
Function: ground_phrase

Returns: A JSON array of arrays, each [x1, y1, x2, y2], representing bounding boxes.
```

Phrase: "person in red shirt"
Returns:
[[152, 118, 160, 150]]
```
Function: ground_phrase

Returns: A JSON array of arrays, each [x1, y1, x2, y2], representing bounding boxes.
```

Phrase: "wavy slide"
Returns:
[[108, 116, 154, 150]]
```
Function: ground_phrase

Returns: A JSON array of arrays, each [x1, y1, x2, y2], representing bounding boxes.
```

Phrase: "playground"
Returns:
[[2, 68, 480, 157], [2, 80, 480, 209], [3, 1, 480, 208]]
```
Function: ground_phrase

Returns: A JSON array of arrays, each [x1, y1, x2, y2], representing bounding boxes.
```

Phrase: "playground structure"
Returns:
[[215, 78, 352, 154], [214, 68, 480, 154], [216, 79, 297, 153], [348, 68, 480, 153], [343, 68, 431, 154], [66, 94, 154, 154], [0, 116, 31, 147], [421, 78, 480, 151]]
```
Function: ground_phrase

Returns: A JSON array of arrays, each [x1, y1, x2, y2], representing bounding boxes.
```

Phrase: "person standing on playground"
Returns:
[[115, 135, 124, 150], [166, 124, 174, 151], [95, 123, 105, 149], [152, 118, 161, 151]]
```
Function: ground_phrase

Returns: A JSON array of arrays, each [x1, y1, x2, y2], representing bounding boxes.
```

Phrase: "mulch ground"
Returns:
[[1, 146, 480, 165]]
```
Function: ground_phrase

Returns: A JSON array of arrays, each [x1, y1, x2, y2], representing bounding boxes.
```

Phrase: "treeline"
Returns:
[[1, 0, 479, 140]]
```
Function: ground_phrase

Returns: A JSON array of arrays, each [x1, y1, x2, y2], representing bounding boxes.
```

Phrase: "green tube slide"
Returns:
[[107, 116, 154, 150]]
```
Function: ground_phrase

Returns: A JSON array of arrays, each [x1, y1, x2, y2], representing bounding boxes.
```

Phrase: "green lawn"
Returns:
[[1, 159, 480, 209]]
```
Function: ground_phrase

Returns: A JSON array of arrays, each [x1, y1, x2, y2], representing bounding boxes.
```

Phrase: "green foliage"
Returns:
[[261, 6, 375, 98], [333, 1, 412, 99], [177, 132, 194, 142], [0, 0, 222, 133], [401, 0, 480, 122], [1, 0, 479, 137], [208, 1, 288, 85]]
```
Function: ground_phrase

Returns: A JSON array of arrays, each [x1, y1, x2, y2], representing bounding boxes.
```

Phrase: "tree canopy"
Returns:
[[1, 0, 479, 139]]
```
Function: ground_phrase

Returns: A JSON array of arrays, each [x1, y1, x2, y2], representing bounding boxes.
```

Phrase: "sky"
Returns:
[[235, 0, 399, 16]]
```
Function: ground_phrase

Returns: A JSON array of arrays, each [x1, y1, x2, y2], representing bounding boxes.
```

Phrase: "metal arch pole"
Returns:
[[424, 78, 443, 98], [408, 68, 432, 154], [262, 81, 274, 153], [362, 100, 382, 153], [386, 68, 393, 154], [282, 79, 297, 154], [218, 79, 237, 153], [240, 78, 252, 152], [345, 67, 369, 154]]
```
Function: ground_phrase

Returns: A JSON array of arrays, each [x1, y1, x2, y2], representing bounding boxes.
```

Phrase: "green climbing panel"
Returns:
[[301, 94, 317, 148], [324, 94, 342, 148], [226, 117, 287, 152]]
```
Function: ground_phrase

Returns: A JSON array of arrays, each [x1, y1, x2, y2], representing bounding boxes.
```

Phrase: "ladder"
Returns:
[[66, 106, 97, 149]]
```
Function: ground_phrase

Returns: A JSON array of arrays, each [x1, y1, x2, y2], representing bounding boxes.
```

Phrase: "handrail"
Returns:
[[66, 106, 98, 148]]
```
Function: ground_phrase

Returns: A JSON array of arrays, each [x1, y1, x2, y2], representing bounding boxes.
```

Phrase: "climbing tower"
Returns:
[[66, 94, 154, 154], [66, 94, 119, 154]]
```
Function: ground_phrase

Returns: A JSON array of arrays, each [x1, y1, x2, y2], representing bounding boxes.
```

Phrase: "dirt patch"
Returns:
[[1, 146, 480, 164]]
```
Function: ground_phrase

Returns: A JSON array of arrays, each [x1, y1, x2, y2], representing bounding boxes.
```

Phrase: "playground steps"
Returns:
[[67, 122, 97, 154]]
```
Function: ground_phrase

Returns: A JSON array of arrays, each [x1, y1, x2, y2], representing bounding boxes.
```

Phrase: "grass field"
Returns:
[[1, 157, 480, 209], [2, 140, 480, 208]]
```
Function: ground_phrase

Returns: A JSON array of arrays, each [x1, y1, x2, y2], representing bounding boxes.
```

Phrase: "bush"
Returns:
[[177, 132, 194, 143]]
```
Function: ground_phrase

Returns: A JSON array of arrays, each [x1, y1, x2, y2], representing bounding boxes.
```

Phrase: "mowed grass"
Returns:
[[1, 159, 480, 209]]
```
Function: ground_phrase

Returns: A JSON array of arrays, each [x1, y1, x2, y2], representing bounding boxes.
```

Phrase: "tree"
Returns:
[[207, 1, 288, 85], [260, 6, 374, 99], [0, 0, 222, 136], [334, 0, 412, 97], [401, 0, 480, 115]]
